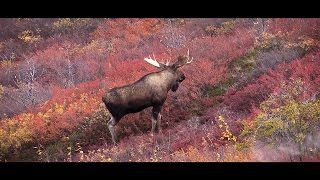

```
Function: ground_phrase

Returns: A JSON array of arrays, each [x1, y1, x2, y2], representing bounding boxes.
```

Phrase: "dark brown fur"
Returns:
[[102, 56, 189, 144]]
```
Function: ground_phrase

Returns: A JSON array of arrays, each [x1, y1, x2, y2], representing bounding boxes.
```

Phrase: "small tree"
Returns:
[[12, 57, 49, 107]]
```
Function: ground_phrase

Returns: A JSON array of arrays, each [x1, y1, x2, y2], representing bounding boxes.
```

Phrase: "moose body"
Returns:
[[103, 51, 192, 144]]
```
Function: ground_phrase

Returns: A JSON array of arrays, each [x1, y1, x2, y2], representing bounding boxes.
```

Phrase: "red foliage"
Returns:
[[91, 18, 166, 60], [189, 27, 255, 66], [269, 18, 320, 41], [104, 59, 157, 88], [2, 19, 320, 161], [224, 52, 320, 113]]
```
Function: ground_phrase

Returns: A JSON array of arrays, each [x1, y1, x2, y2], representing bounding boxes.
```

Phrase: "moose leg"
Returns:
[[108, 116, 118, 145], [152, 105, 162, 134], [157, 113, 162, 134]]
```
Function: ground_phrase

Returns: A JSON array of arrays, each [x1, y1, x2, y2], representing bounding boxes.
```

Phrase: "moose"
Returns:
[[102, 50, 193, 144]]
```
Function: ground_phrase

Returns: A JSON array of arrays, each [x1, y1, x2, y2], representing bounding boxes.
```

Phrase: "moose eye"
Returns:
[[179, 76, 185, 82]]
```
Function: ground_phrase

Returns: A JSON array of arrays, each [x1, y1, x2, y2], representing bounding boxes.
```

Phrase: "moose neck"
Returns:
[[143, 68, 177, 92], [159, 68, 178, 91]]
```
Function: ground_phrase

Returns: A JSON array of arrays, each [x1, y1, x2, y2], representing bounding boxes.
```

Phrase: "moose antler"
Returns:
[[186, 49, 193, 64], [144, 49, 192, 69], [144, 54, 171, 68]]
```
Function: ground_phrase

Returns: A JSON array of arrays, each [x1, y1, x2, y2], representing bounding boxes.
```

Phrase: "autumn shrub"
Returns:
[[91, 18, 165, 60], [0, 89, 28, 119], [238, 79, 320, 161], [0, 19, 45, 58], [268, 18, 320, 41], [227, 28, 315, 90], [185, 27, 255, 101], [0, 113, 34, 160], [0, 83, 106, 161], [189, 27, 255, 64], [224, 51, 320, 114], [205, 19, 237, 37], [0, 39, 25, 60], [18, 29, 42, 45], [52, 18, 100, 43], [73, 112, 246, 162], [160, 19, 187, 49], [232, 19, 319, 85], [202, 85, 225, 97], [34, 103, 110, 162], [69, 103, 110, 145], [223, 79, 276, 113], [229, 48, 259, 74], [2, 18, 320, 162], [31, 41, 107, 88], [252, 47, 305, 78], [72, 39, 112, 62]]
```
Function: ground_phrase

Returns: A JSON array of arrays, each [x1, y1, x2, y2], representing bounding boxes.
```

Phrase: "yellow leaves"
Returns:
[[72, 40, 96, 55], [54, 103, 65, 114], [37, 112, 43, 117], [205, 20, 237, 36], [299, 37, 315, 50], [217, 115, 237, 143], [80, 93, 88, 103], [20, 113, 34, 121], [0, 84, 4, 98], [1, 60, 14, 68], [150, 157, 159, 162], [18, 30, 42, 44], [1, 53, 16, 68], [221, 128, 237, 143], [232, 136, 237, 142], [53, 18, 93, 34], [0, 114, 34, 156], [42, 108, 52, 119], [47, 108, 53, 113], [53, 18, 74, 31], [251, 77, 320, 147], [70, 39, 113, 59], [255, 31, 288, 50], [301, 99, 320, 120], [98, 152, 112, 162], [173, 146, 210, 162], [284, 36, 316, 51], [256, 30, 317, 52]]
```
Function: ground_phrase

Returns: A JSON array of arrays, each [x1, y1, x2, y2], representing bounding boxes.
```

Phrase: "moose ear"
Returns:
[[171, 56, 189, 69], [171, 50, 193, 69]]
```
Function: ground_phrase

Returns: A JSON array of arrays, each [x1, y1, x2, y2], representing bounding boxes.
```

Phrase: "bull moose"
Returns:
[[102, 50, 193, 144]]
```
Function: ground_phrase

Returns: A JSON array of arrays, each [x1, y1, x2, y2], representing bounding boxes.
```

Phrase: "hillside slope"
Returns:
[[0, 18, 319, 162]]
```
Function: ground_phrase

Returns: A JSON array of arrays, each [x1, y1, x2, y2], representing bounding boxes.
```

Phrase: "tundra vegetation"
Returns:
[[0, 18, 319, 162]]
